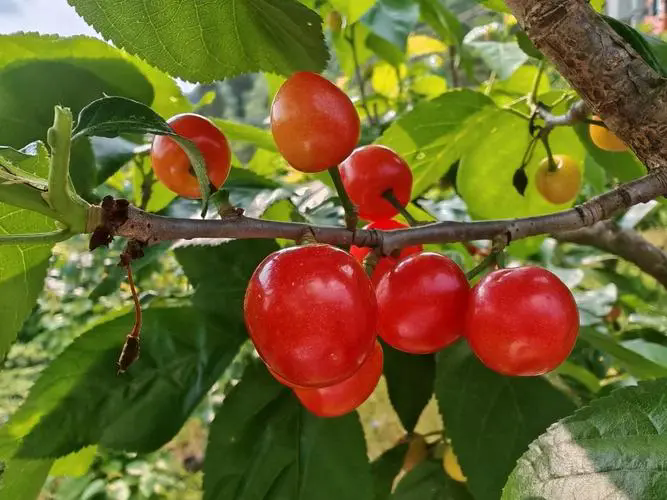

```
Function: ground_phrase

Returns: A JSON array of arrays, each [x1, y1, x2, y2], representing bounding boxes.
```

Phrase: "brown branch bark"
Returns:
[[113, 168, 667, 255], [557, 221, 667, 288], [505, 0, 667, 170]]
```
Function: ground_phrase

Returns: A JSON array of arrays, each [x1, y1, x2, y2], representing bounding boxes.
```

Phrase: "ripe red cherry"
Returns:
[[349, 219, 423, 286], [151, 113, 231, 198], [376, 253, 470, 354], [244, 244, 377, 387], [339, 145, 412, 221], [294, 341, 383, 417], [465, 267, 579, 376], [270, 72, 360, 173]]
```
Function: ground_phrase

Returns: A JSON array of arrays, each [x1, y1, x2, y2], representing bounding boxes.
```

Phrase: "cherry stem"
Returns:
[[541, 135, 558, 172], [328, 166, 358, 231], [126, 263, 142, 339], [382, 189, 419, 226], [465, 252, 499, 281]]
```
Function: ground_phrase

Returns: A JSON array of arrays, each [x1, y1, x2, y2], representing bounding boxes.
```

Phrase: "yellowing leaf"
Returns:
[[407, 34, 447, 57], [372, 63, 407, 98], [412, 74, 448, 98]]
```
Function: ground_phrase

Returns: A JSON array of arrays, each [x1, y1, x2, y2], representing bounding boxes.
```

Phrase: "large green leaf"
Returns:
[[0, 146, 56, 360], [503, 379, 667, 499], [464, 42, 528, 80], [67, 0, 328, 82], [0, 307, 235, 458], [383, 344, 435, 432], [391, 460, 473, 499], [0, 33, 188, 117], [0, 458, 53, 500], [203, 362, 374, 500], [435, 342, 576, 500], [362, 0, 420, 50], [457, 110, 585, 219], [377, 89, 497, 196]]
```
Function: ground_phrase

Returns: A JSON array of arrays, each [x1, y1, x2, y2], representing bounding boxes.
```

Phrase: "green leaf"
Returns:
[[330, 0, 376, 24], [50, 446, 97, 477], [383, 344, 435, 432], [175, 239, 280, 322], [579, 328, 667, 379], [0, 33, 189, 118], [0, 307, 238, 458], [503, 379, 667, 499], [464, 41, 528, 80], [211, 118, 277, 152], [435, 342, 576, 500], [0, 458, 53, 500], [603, 15, 666, 76], [362, 0, 420, 50], [419, 0, 464, 46], [203, 362, 374, 500], [515, 30, 543, 60], [377, 89, 497, 196], [73, 96, 211, 213], [67, 0, 329, 82], [457, 110, 585, 219], [573, 123, 645, 182], [392, 460, 473, 499], [0, 147, 56, 359], [372, 443, 409, 500]]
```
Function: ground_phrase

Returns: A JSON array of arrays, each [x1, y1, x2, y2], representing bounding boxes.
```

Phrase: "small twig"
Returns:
[[382, 189, 420, 226], [448, 46, 460, 87], [328, 166, 358, 231], [117, 241, 145, 374], [346, 24, 378, 127], [484, 72, 497, 95], [138, 161, 156, 211], [528, 60, 546, 107]]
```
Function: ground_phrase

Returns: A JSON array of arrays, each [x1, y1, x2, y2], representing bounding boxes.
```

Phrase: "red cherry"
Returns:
[[244, 244, 377, 387], [338, 145, 412, 221], [151, 113, 231, 198], [294, 341, 383, 417], [270, 72, 360, 173], [376, 253, 470, 354], [349, 219, 423, 286], [465, 267, 579, 376]]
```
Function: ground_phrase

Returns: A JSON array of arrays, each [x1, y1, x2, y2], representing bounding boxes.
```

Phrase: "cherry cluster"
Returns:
[[150, 72, 580, 418]]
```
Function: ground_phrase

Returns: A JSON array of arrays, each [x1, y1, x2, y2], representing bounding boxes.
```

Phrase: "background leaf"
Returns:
[[203, 362, 374, 500], [67, 0, 329, 82], [503, 379, 667, 499], [392, 460, 473, 499], [435, 342, 576, 500], [383, 344, 435, 432]]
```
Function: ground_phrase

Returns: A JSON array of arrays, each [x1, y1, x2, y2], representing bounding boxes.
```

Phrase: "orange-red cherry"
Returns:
[[376, 253, 470, 354], [151, 113, 231, 198], [244, 244, 377, 387], [349, 219, 423, 286], [270, 72, 360, 173], [294, 341, 383, 417], [339, 145, 412, 221], [465, 267, 579, 376]]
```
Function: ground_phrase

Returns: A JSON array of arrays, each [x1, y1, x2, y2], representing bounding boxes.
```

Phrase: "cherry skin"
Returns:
[[339, 145, 413, 221], [244, 244, 377, 387], [293, 341, 383, 417], [270, 72, 360, 173], [535, 154, 582, 205], [589, 115, 628, 152], [376, 253, 470, 354], [349, 219, 423, 286], [465, 267, 579, 376], [151, 113, 231, 198]]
